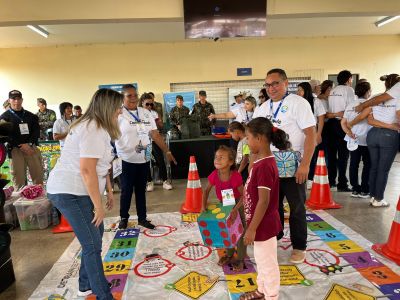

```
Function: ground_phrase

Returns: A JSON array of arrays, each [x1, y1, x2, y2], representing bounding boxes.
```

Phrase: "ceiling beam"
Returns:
[[0, 0, 183, 26], [267, 0, 400, 18], [1, 0, 400, 27]]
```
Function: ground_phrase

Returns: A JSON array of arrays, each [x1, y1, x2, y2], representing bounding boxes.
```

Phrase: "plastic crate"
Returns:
[[13, 197, 51, 231], [4, 200, 18, 228]]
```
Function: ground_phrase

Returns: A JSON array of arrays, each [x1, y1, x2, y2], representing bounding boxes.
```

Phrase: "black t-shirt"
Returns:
[[0, 108, 40, 148]]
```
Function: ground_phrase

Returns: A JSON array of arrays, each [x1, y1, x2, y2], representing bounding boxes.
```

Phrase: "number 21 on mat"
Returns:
[[225, 273, 258, 293]]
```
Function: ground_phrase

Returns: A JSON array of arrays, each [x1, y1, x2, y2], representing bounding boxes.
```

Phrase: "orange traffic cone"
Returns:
[[372, 198, 400, 265], [52, 215, 73, 234], [306, 150, 342, 210], [180, 156, 203, 213]]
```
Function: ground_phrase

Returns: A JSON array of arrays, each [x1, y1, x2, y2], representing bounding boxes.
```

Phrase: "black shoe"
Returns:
[[337, 186, 352, 192], [138, 220, 155, 229], [359, 192, 370, 199], [350, 191, 359, 198], [118, 218, 128, 229]]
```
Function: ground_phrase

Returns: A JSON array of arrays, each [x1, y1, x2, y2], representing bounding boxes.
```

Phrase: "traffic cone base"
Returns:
[[372, 243, 400, 265], [180, 156, 203, 214], [52, 215, 73, 234], [306, 151, 342, 210], [372, 198, 400, 265]]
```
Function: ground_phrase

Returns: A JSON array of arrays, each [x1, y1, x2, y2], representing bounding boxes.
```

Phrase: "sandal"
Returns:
[[239, 290, 265, 300], [218, 255, 233, 266], [231, 259, 244, 272]]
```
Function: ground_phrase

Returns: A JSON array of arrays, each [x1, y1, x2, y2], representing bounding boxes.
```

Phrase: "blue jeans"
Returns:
[[48, 193, 113, 300], [367, 127, 399, 201]]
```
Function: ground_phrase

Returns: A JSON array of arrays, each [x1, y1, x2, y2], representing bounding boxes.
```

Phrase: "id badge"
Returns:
[[112, 157, 122, 179], [137, 123, 147, 138], [19, 123, 29, 135], [221, 188, 235, 206]]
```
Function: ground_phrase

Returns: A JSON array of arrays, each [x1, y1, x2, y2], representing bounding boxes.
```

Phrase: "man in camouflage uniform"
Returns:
[[169, 95, 190, 132], [36, 98, 56, 140], [191, 90, 215, 135]]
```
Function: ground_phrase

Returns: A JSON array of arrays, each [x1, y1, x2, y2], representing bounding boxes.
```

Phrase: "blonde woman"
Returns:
[[47, 89, 123, 299]]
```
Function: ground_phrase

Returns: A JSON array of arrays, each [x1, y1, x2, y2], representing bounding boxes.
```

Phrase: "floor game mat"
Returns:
[[30, 210, 400, 300]]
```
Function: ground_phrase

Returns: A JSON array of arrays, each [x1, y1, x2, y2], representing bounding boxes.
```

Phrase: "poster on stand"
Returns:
[[163, 91, 196, 114]]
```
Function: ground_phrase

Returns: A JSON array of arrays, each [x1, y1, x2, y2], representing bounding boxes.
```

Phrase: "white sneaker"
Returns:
[[370, 199, 390, 207], [306, 180, 313, 190], [330, 186, 337, 192], [163, 180, 173, 190], [290, 249, 306, 264], [146, 181, 154, 192], [369, 197, 375, 204], [77, 289, 92, 297]]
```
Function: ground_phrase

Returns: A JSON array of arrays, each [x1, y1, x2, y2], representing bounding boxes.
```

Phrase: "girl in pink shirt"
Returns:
[[239, 117, 290, 300], [202, 145, 246, 271]]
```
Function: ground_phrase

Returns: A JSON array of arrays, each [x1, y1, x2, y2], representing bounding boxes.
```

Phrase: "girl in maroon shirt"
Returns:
[[239, 117, 290, 300]]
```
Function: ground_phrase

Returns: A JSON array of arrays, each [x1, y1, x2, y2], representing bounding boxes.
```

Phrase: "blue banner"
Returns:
[[98, 83, 138, 93], [163, 91, 196, 114]]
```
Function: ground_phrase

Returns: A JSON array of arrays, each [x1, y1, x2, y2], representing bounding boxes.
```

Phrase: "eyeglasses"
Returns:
[[258, 96, 265, 99], [145, 102, 154, 107], [125, 93, 138, 98], [263, 80, 283, 89]]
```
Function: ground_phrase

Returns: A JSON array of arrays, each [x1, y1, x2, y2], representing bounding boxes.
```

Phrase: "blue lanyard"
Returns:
[[9, 109, 25, 123], [63, 117, 72, 126], [269, 92, 289, 120], [245, 111, 250, 122], [124, 106, 140, 122]]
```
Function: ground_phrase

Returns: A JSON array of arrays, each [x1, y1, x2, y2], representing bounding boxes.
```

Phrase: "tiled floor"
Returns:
[[1, 154, 400, 300]]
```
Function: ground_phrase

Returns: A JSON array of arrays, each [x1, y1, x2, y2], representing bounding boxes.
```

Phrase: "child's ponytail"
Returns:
[[271, 126, 291, 151], [247, 117, 291, 150]]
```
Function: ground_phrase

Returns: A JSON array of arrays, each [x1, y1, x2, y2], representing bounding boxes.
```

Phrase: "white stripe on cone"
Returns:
[[313, 175, 329, 185], [394, 210, 400, 224], [189, 163, 198, 171], [317, 156, 326, 166], [187, 180, 201, 189]]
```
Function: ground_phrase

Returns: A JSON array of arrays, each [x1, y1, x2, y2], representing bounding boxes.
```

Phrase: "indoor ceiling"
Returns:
[[0, 0, 399, 48], [0, 16, 399, 48]]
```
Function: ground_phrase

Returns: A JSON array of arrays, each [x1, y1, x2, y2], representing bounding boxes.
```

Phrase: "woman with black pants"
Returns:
[[115, 85, 176, 230]]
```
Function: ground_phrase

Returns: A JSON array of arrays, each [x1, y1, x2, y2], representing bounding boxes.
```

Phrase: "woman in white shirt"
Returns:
[[208, 96, 257, 125], [47, 89, 123, 299], [116, 85, 176, 230], [353, 75, 400, 207], [53, 102, 75, 148], [341, 82, 372, 199]]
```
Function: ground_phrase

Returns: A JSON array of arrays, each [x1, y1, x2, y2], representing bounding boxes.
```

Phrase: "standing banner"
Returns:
[[163, 91, 196, 114], [1, 141, 61, 186]]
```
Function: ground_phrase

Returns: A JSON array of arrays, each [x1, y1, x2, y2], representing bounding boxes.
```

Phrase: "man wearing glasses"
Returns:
[[116, 85, 176, 230], [0, 90, 44, 189], [253, 69, 316, 264]]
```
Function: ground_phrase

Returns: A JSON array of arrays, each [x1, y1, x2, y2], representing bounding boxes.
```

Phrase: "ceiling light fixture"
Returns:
[[375, 16, 400, 28], [27, 25, 49, 38]]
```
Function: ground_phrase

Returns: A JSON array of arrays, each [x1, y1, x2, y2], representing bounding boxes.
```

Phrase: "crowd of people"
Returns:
[[1, 68, 399, 300]]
